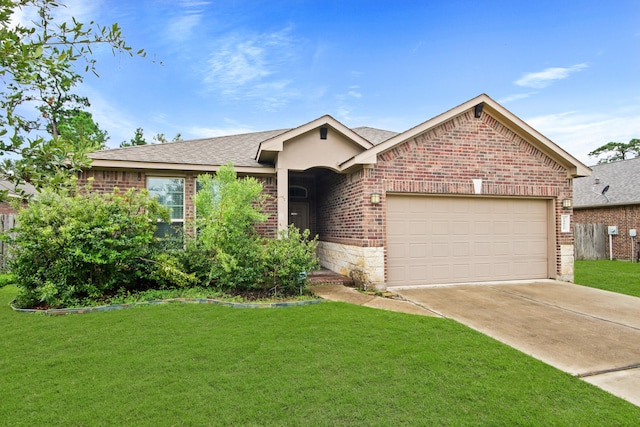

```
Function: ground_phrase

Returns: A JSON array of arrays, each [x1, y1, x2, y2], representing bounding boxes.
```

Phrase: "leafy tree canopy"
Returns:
[[120, 128, 182, 147], [120, 127, 147, 147], [55, 110, 108, 151], [588, 139, 640, 164], [0, 0, 145, 196]]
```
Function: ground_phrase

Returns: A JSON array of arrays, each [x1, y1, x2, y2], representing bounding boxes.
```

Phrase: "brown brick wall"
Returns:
[[254, 176, 278, 238], [78, 169, 278, 237], [0, 201, 18, 215], [316, 111, 573, 278], [574, 205, 640, 261], [317, 169, 368, 246]]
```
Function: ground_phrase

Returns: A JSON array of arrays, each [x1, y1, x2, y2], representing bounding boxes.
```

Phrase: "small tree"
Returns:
[[195, 164, 267, 290]]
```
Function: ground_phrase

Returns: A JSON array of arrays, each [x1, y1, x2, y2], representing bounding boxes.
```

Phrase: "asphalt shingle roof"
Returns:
[[351, 127, 399, 145], [89, 129, 290, 167], [89, 126, 399, 167], [573, 157, 640, 207]]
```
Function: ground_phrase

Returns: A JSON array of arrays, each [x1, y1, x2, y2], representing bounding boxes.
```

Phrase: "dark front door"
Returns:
[[289, 202, 309, 231]]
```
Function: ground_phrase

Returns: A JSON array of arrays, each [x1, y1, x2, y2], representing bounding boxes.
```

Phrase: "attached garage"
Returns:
[[386, 195, 552, 286]]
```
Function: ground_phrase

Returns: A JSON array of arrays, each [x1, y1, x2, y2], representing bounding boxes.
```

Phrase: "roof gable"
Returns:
[[341, 94, 590, 178], [255, 115, 373, 164]]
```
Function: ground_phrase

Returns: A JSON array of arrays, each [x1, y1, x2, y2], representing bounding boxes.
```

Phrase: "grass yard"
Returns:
[[1, 286, 639, 425], [575, 260, 640, 298]]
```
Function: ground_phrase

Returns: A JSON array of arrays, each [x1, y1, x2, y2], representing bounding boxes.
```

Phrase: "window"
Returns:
[[147, 177, 184, 237], [289, 185, 308, 199]]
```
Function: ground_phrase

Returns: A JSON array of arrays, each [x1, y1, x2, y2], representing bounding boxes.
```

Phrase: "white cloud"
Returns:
[[166, 0, 210, 42], [168, 14, 202, 41], [515, 63, 588, 89], [201, 28, 303, 111], [205, 40, 271, 90], [498, 92, 537, 103], [526, 108, 640, 164], [9, 0, 100, 28], [55, 0, 101, 23], [80, 87, 137, 148]]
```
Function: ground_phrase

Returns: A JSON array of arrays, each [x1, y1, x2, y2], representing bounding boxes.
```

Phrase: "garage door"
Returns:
[[387, 195, 550, 286]]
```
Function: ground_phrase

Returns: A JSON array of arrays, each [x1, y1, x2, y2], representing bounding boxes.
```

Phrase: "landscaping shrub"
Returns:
[[7, 164, 321, 308], [263, 225, 319, 295], [194, 165, 268, 290], [192, 165, 319, 294], [6, 182, 173, 308]]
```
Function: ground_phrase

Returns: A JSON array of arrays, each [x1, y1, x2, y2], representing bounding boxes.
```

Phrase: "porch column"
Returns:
[[277, 166, 288, 232]]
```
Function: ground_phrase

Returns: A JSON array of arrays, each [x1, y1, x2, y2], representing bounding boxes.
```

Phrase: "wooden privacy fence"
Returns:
[[574, 223, 606, 260], [0, 214, 15, 270]]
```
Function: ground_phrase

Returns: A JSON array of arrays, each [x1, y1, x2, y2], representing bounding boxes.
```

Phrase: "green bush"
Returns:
[[263, 225, 319, 295], [174, 236, 216, 286], [193, 164, 320, 295], [195, 165, 267, 290], [6, 183, 171, 308], [0, 273, 15, 289]]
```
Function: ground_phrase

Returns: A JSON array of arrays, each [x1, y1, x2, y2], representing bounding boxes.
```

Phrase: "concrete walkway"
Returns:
[[308, 284, 441, 317], [310, 281, 640, 407]]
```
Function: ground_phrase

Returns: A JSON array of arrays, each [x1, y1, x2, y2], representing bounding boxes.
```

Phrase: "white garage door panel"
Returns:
[[387, 196, 549, 286]]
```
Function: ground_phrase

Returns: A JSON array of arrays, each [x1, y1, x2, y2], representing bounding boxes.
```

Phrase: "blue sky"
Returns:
[[19, 0, 640, 163]]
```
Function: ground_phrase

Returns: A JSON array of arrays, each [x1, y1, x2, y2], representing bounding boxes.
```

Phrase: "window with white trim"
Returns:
[[147, 177, 184, 237]]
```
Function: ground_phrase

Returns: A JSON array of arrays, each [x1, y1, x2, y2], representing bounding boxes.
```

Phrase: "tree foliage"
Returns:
[[55, 110, 108, 151], [263, 225, 319, 295], [195, 164, 267, 289], [6, 181, 173, 308], [120, 128, 182, 147], [588, 139, 640, 164], [0, 0, 145, 194], [120, 127, 147, 147], [192, 164, 319, 294]]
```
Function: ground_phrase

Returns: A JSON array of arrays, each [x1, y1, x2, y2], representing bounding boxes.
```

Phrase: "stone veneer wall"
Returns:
[[316, 241, 385, 289], [574, 205, 640, 261]]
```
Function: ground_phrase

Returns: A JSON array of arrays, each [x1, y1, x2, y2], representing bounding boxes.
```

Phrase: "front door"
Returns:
[[289, 202, 309, 231]]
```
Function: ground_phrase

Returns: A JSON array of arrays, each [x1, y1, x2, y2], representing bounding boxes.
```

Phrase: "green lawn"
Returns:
[[1, 286, 639, 425], [575, 260, 640, 298]]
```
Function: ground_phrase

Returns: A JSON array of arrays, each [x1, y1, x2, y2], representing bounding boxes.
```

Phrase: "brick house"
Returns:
[[82, 94, 589, 289], [0, 180, 36, 214], [574, 157, 640, 261]]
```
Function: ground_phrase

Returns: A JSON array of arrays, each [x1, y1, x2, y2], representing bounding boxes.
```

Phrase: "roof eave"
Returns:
[[89, 159, 275, 174], [574, 201, 640, 209], [481, 101, 591, 178], [255, 115, 374, 163], [342, 94, 592, 178]]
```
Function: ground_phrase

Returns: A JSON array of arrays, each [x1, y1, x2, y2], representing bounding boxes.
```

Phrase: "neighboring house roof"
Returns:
[[573, 157, 640, 208], [87, 94, 589, 178], [0, 180, 37, 199]]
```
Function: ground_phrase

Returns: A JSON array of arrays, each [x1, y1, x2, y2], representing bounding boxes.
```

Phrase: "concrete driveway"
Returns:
[[394, 281, 640, 407]]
